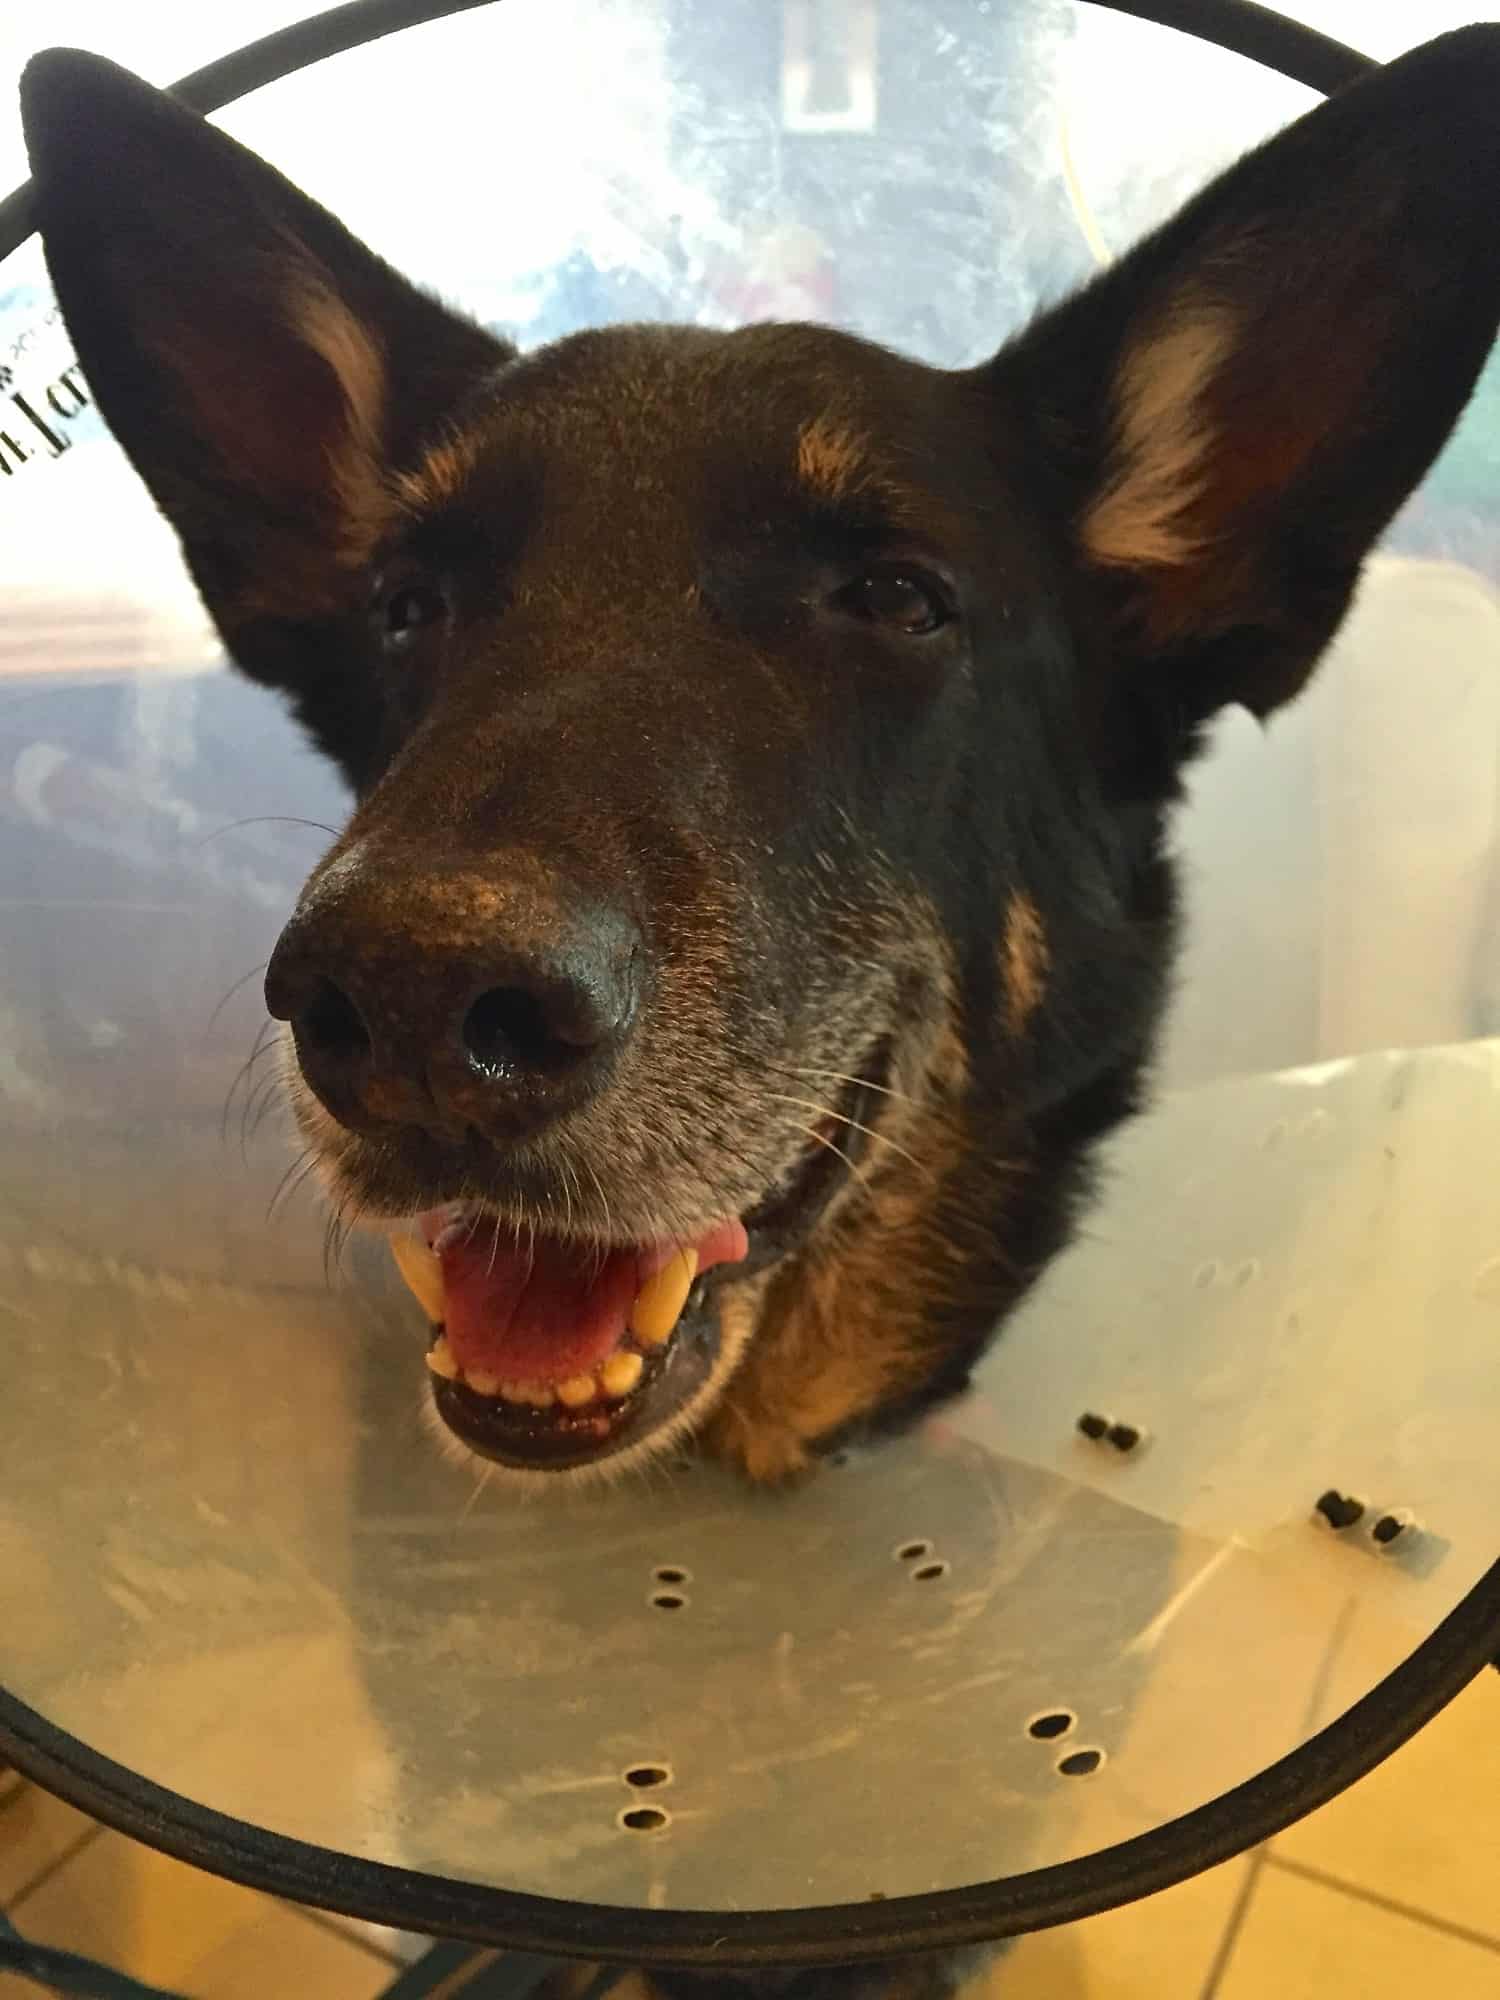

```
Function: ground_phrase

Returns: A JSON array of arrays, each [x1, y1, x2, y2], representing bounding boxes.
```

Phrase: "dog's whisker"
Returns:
[[322, 1185, 360, 1284], [559, 1157, 577, 1242], [243, 1075, 288, 1155], [763, 1092, 924, 1175], [322, 1209, 342, 1287], [206, 962, 271, 1037], [774, 1063, 919, 1111], [794, 1124, 877, 1200], [459, 1465, 494, 1523], [339, 1195, 371, 1278], [221, 1019, 281, 1145], [652, 1125, 763, 1242], [580, 1158, 616, 1258], [239, 1030, 281, 1073], [240, 1071, 283, 1155], [196, 814, 341, 849], [266, 1149, 320, 1227]]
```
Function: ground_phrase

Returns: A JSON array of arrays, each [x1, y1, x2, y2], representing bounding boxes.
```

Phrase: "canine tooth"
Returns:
[[630, 1250, 698, 1346], [425, 1334, 461, 1381], [390, 1235, 445, 1321], [600, 1350, 644, 1399], [557, 1375, 598, 1408], [468, 1369, 504, 1397]]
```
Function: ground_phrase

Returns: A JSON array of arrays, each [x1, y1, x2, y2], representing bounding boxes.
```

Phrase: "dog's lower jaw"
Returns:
[[707, 1161, 984, 1484], [416, 1264, 776, 1493], [706, 1247, 948, 1487]]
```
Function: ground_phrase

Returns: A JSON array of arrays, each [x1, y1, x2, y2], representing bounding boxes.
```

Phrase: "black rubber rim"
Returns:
[[0, 1564, 1493, 1965], [4, 0, 1494, 1967]]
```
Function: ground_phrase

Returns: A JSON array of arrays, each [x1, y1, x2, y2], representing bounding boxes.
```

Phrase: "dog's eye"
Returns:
[[842, 567, 951, 636], [379, 582, 447, 646]]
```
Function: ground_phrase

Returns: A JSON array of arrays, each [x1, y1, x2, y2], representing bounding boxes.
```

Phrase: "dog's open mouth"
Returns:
[[387, 1052, 888, 1473], [398, 1214, 749, 1471]]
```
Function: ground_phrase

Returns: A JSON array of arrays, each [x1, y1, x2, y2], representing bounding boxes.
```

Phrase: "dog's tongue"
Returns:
[[423, 1212, 747, 1382]]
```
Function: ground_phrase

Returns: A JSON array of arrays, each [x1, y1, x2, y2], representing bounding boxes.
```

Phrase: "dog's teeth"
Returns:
[[390, 1234, 445, 1322], [630, 1249, 698, 1347], [600, 1350, 644, 1399], [499, 1378, 528, 1403], [425, 1334, 461, 1381], [468, 1369, 504, 1397], [520, 1380, 556, 1409], [557, 1374, 598, 1409]]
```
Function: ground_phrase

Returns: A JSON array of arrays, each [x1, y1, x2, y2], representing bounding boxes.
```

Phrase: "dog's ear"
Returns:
[[996, 26, 1500, 728], [20, 49, 509, 629]]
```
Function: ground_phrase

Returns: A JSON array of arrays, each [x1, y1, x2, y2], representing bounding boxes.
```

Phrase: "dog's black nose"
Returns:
[[263, 861, 641, 1143]]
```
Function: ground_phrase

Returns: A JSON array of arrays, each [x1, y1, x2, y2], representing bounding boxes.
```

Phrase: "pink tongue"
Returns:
[[424, 1213, 748, 1384]]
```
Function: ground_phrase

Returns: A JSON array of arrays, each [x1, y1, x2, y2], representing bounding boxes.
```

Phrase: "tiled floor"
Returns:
[[0, 1774, 403, 1999], [2, 1671, 1498, 1998]]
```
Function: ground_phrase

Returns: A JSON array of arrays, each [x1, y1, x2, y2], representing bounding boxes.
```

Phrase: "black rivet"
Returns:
[[1315, 1489, 1365, 1531], [1372, 1513, 1409, 1547], [624, 1765, 671, 1789], [1027, 1710, 1075, 1741], [1077, 1412, 1109, 1440], [1057, 1748, 1104, 1778], [619, 1806, 670, 1833], [650, 1592, 687, 1610], [1106, 1423, 1141, 1453]]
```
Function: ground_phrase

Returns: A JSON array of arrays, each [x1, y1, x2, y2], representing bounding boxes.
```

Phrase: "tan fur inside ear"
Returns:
[[286, 279, 390, 565], [141, 265, 397, 614], [1081, 298, 1236, 574]]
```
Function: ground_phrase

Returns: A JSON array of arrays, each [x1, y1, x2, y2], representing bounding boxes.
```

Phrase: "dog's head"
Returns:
[[22, 32, 1500, 1484]]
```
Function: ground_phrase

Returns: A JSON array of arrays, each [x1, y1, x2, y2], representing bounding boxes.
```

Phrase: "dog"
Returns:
[[20, 30, 1500, 1497]]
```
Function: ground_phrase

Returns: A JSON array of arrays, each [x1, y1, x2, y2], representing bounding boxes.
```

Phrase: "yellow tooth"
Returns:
[[499, 1379, 528, 1403], [425, 1335, 461, 1381], [468, 1369, 504, 1397], [600, 1350, 644, 1399], [556, 1375, 597, 1408], [390, 1234, 445, 1322], [630, 1249, 698, 1347], [520, 1381, 556, 1409]]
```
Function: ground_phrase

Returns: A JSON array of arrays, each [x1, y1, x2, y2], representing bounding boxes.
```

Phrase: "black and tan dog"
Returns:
[[21, 30, 1500, 1492]]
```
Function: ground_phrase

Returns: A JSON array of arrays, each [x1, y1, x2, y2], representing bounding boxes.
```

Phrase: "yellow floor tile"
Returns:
[[0, 1782, 97, 1905], [1272, 1671, 1500, 1942], [6, 1826, 391, 1996], [1217, 1864, 1500, 1998], [961, 1856, 1250, 1999], [170, 1898, 396, 1999]]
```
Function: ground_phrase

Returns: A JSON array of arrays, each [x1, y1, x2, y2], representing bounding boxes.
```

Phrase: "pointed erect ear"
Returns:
[[995, 26, 1500, 722], [20, 49, 510, 627]]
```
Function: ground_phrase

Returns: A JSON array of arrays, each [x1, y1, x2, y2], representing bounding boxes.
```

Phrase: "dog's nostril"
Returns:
[[299, 977, 372, 1062], [463, 985, 567, 1071]]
